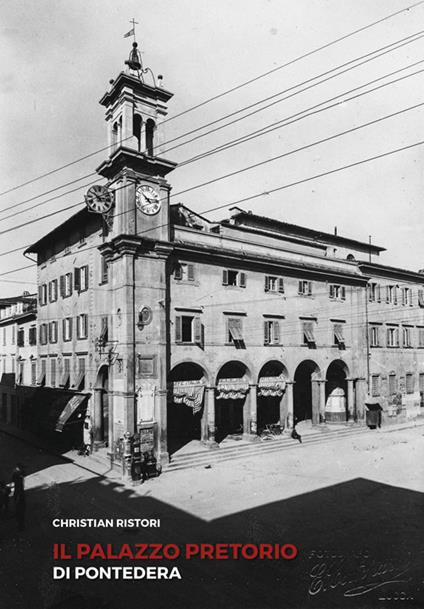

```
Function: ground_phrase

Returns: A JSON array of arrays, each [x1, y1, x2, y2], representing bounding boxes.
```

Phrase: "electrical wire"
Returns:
[[0, 0, 423, 199]]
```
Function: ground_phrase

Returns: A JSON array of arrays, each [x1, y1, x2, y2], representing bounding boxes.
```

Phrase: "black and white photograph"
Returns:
[[0, 1, 423, 608]]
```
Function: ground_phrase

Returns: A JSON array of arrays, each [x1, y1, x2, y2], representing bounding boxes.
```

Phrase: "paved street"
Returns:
[[0, 425, 423, 609]]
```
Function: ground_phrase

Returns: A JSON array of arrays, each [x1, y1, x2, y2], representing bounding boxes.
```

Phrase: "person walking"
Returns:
[[11, 464, 26, 531]]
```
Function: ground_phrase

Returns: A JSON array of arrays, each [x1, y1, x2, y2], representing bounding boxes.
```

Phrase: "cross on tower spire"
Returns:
[[123, 18, 139, 43]]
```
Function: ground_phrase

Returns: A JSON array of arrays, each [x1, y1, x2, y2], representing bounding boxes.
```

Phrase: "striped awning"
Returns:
[[173, 380, 205, 414], [258, 376, 286, 397], [56, 394, 88, 432], [216, 378, 249, 400]]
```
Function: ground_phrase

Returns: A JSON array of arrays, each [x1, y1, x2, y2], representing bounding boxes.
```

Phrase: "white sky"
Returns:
[[0, 0, 424, 295]]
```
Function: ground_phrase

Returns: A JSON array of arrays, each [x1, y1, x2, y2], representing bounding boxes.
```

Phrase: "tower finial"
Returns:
[[123, 18, 139, 43]]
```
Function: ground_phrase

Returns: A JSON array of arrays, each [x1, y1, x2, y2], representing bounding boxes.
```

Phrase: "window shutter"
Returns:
[[187, 264, 195, 281], [60, 275, 65, 297], [175, 316, 182, 342], [368, 285, 373, 302], [69, 318, 73, 340], [386, 328, 390, 345], [48, 323, 52, 343], [264, 321, 270, 345], [222, 270, 228, 286], [239, 272, 246, 288], [298, 281, 303, 295], [38, 285, 43, 304], [308, 282, 312, 296], [341, 287, 346, 300], [278, 277, 284, 293], [68, 273, 73, 296], [329, 285, 334, 299], [174, 265, 182, 280], [193, 317, 202, 344], [264, 276, 270, 292], [393, 287, 398, 305], [395, 328, 399, 346], [48, 282, 52, 302], [62, 319, 66, 341], [386, 286, 390, 303], [273, 321, 280, 344]]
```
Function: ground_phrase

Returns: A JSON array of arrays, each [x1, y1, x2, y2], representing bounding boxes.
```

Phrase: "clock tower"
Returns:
[[96, 39, 177, 466]]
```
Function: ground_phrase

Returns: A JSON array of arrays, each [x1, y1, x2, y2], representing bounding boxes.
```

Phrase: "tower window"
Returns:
[[146, 119, 155, 156], [133, 114, 142, 151]]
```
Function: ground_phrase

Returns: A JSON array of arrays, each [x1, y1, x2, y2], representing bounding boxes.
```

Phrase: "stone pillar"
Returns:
[[347, 378, 355, 422], [205, 386, 217, 446], [318, 380, 326, 423], [156, 388, 169, 466], [250, 384, 257, 435], [93, 387, 104, 447], [285, 381, 294, 430], [243, 385, 257, 440]]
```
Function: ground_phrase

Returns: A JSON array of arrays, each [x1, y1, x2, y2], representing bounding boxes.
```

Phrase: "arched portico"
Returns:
[[93, 365, 109, 447], [325, 360, 351, 423], [293, 360, 322, 425], [257, 360, 288, 434], [215, 361, 250, 443], [168, 362, 208, 455]]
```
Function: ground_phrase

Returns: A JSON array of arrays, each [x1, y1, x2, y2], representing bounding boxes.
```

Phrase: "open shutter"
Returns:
[[193, 317, 202, 344], [308, 282, 312, 296], [222, 270, 228, 285], [175, 316, 182, 342], [74, 267, 80, 292], [298, 281, 303, 295], [239, 272, 246, 288], [393, 287, 398, 305], [395, 328, 399, 347], [48, 282, 52, 302], [59, 275, 65, 298], [38, 285, 43, 304], [264, 321, 270, 345], [264, 276, 270, 292], [341, 286, 346, 300], [187, 264, 195, 281], [273, 321, 280, 344], [386, 286, 390, 303], [329, 285, 334, 299], [377, 285, 381, 302], [278, 277, 284, 293]]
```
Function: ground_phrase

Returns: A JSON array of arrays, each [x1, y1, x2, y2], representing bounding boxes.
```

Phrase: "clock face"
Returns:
[[136, 184, 161, 215], [84, 185, 114, 213]]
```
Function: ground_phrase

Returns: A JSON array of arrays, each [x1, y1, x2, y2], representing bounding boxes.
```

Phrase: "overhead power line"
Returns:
[[0, 138, 422, 278], [0, 1, 423, 199], [1, 60, 422, 227]]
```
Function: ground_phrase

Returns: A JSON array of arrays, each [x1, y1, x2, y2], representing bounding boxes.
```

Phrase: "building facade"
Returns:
[[14, 44, 423, 463]]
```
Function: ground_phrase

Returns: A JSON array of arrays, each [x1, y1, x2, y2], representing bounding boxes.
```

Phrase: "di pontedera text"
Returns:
[[54, 543, 298, 560]]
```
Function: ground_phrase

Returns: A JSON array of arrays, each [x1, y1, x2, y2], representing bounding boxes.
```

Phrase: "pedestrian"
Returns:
[[82, 415, 92, 456], [0, 480, 11, 517], [291, 427, 302, 443], [11, 463, 26, 531]]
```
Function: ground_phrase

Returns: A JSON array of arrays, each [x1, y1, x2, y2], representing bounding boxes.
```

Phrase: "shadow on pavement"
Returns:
[[0, 472, 422, 609]]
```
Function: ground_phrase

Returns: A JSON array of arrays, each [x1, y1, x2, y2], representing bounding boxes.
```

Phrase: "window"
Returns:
[[227, 317, 244, 347], [371, 374, 380, 397], [175, 315, 202, 344], [298, 280, 313, 296], [28, 326, 37, 346], [386, 327, 399, 348], [101, 257, 109, 284], [38, 284, 47, 306], [333, 323, 345, 348], [60, 358, 71, 388], [388, 373, 397, 395], [17, 328, 24, 347], [75, 265, 89, 292], [402, 326, 412, 348], [50, 358, 57, 387], [17, 360, 24, 385], [418, 327, 424, 348], [368, 283, 381, 302], [11, 326, 15, 345], [222, 270, 246, 288], [31, 361, 37, 385], [418, 289, 424, 308], [49, 321, 58, 344], [39, 324, 48, 345], [369, 325, 380, 347], [38, 359, 47, 386], [73, 358, 85, 390], [419, 373, 424, 392], [406, 373, 414, 394], [63, 318, 72, 342], [48, 279, 58, 303], [264, 276, 284, 293], [329, 284, 346, 300], [401, 287, 412, 306], [60, 273, 73, 298], [302, 321, 316, 346], [174, 263, 195, 282], [385, 285, 398, 305], [77, 314, 88, 340], [264, 320, 280, 345]]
